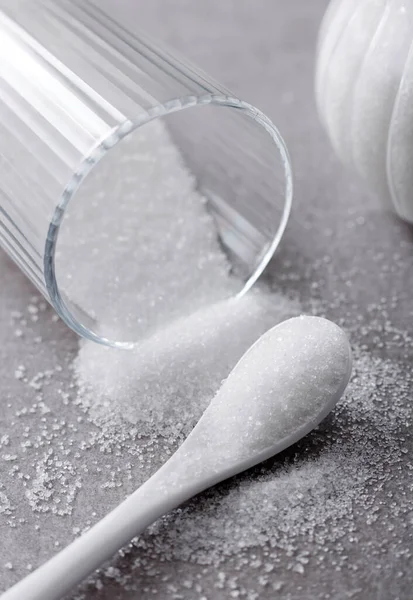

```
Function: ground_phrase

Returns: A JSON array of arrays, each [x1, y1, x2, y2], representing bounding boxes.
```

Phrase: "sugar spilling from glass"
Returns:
[[1, 119, 412, 598]]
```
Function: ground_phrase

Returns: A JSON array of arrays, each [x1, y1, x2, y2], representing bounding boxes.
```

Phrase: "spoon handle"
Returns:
[[0, 474, 192, 600], [2, 416, 224, 600]]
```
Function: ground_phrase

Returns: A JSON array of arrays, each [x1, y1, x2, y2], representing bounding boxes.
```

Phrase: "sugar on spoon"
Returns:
[[1, 315, 352, 600]]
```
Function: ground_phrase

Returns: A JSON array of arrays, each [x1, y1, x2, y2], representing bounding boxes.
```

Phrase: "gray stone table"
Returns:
[[1, 1, 413, 599]]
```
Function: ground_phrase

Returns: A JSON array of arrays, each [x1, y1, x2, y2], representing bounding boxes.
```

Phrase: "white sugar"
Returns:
[[3, 119, 413, 599], [55, 119, 237, 343], [75, 291, 301, 438]]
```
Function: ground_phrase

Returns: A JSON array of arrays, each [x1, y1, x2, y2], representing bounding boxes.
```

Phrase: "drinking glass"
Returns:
[[0, 0, 293, 348]]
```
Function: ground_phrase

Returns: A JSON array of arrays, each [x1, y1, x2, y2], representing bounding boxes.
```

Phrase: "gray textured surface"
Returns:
[[1, 1, 413, 599]]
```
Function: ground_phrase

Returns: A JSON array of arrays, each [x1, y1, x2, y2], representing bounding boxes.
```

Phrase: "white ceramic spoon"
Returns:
[[1, 316, 352, 600]]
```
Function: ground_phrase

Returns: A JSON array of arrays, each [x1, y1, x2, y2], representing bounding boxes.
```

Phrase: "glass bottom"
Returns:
[[46, 94, 292, 348]]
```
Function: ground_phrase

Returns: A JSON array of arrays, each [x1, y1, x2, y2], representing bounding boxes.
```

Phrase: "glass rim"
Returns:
[[44, 93, 293, 350]]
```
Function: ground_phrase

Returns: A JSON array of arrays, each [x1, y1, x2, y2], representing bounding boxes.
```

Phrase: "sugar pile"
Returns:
[[75, 291, 301, 440]]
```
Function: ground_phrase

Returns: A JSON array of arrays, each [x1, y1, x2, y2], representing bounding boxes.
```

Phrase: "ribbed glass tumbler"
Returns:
[[0, 0, 292, 348]]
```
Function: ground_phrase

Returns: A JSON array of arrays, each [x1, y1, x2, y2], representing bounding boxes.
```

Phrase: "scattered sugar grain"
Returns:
[[14, 365, 26, 381], [27, 304, 38, 316]]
